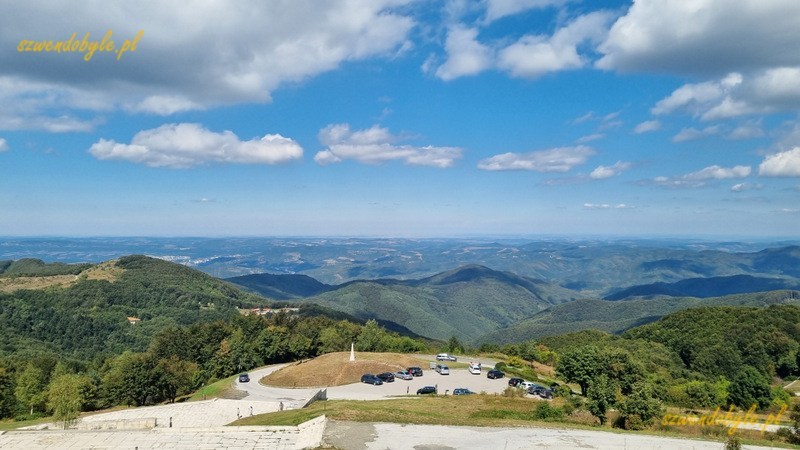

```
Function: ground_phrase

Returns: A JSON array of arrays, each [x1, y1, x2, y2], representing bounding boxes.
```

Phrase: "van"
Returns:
[[435, 364, 450, 375]]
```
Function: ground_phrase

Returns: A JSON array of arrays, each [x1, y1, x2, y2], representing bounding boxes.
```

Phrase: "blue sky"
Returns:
[[1, 0, 799, 238]]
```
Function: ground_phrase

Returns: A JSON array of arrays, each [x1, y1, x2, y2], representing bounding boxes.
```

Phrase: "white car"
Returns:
[[468, 362, 481, 374], [435, 364, 450, 375], [436, 353, 458, 361]]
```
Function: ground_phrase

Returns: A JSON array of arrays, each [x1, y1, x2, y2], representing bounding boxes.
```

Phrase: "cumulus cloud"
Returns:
[[497, 11, 613, 78], [435, 26, 494, 81], [314, 123, 462, 168], [652, 164, 751, 188], [434, 10, 613, 80], [598, 0, 800, 76], [0, 1, 415, 130], [633, 120, 661, 134], [759, 147, 800, 177], [0, 138, 8, 152], [589, 161, 631, 179], [477, 145, 594, 171], [89, 123, 303, 168]]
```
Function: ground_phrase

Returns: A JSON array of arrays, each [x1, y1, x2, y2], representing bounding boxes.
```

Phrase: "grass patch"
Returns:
[[188, 374, 239, 401], [231, 395, 569, 428], [0, 416, 53, 432]]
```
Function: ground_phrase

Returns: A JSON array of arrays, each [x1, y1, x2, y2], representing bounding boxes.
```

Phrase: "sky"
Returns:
[[1, 0, 799, 238]]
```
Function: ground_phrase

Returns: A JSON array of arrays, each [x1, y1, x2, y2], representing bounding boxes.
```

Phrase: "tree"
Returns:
[[356, 320, 385, 352], [47, 374, 86, 429], [728, 365, 772, 410], [102, 352, 163, 407], [446, 335, 465, 354], [617, 383, 663, 430], [0, 367, 15, 419], [157, 356, 198, 403], [587, 374, 617, 426], [557, 345, 604, 396], [15, 363, 47, 415]]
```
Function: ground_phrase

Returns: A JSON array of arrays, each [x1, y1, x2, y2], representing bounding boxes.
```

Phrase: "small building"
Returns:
[[127, 316, 141, 325], [238, 307, 300, 316]]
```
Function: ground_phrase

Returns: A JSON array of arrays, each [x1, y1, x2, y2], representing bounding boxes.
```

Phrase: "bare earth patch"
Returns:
[[261, 352, 430, 388]]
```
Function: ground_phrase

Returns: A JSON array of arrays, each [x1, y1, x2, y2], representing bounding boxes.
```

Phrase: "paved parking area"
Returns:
[[325, 364, 515, 400]]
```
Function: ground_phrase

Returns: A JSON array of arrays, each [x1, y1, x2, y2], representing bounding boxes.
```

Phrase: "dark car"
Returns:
[[529, 385, 554, 399], [376, 372, 395, 382], [453, 388, 475, 395], [238, 373, 250, 383], [508, 377, 524, 387], [417, 385, 437, 395], [361, 374, 383, 385], [407, 366, 423, 377], [487, 369, 505, 379]]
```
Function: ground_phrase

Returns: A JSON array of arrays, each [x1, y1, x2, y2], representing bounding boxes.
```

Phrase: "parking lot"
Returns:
[[325, 363, 520, 400]]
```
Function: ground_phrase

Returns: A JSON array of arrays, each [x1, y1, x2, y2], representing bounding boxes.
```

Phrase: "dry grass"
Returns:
[[0, 274, 77, 292], [261, 352, 430, 388], [0, 260, 124, 293]]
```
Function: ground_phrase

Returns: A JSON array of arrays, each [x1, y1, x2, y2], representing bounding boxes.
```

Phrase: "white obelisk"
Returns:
[[349, 342, 355, 361]]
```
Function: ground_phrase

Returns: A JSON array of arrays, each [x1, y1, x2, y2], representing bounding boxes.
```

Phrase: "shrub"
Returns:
[[533, 403, 565, 421], [501, 386, 525, 398], [724, 435, 742, 450]]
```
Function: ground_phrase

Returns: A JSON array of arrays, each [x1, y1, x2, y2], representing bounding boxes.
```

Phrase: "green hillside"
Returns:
[[480, 290, 800, 344], [0, 255, 313, 358], [297, 265, 580, 341]]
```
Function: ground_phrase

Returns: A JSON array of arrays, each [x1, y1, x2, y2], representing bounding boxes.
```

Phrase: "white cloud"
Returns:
[[89, 123, 303, 168], [497, 11, 612, 78], [759, 147, 800, 177], [314, 123, 462, 168], [633, 120, 661, 134], [728, 121, 764, 140], [482, 0, 568, 23], [684, 165, 751, 180], [0, 138, 7, 152], [0, 1, 415, 129], [731, 183, 763, 192], [672, 126, 722, 143], [598, 0, 800, 76], [652, 164, 751, 188], [435, 26, 494, 81], [477, 145, 594, 171], [583, 203, 634, 210], [589, 161, 631, 179], [576, 133, 604, 144]]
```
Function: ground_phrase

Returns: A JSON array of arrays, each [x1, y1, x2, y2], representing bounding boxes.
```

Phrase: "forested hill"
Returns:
[[0, 255, 321, 358], [623, 304, 800, 379]]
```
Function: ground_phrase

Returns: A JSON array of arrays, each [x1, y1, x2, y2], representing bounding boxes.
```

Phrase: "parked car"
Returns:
[[468, 362, 481, 374], [238, 373, 250, 383], [487, 369, 505, 379], [529, 386, 554, 399], [519, 381, 536, 390], [436, 353, 457, 361], [395, 370, 413, 380], [360, 374, 383, 385], [407, 366, 423, 377], [435, 364, 450, 375], [453, 388, 475, 395], [417, 385, 437, 395], [376, 372, 395, 382], [508, 377, 524, 387]]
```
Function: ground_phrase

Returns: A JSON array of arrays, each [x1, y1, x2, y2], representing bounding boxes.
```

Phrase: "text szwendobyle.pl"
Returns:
[[662, 404, 788, 435], [17, 30, 143, 61]]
